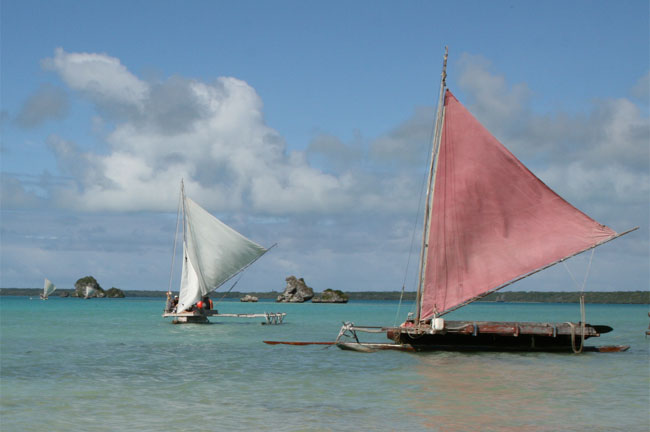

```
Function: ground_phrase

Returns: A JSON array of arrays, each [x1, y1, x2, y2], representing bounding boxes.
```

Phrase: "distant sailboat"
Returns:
[[163, 181, 284, 324], [333, 48, 637, 353], [83, 286, 97, 299], [40, 278, 56, 300]]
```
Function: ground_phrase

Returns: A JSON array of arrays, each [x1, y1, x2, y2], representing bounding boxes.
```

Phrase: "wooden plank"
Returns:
[[163, 311, 286, 324], [336, 342, 416, 352], [212, 313, 286, 318], [263, 341, 334, 346], [587, 345, 630, 353], [386, 321, 606, 337]]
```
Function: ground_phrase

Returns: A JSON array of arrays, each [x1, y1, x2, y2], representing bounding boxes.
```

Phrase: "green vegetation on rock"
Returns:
[[105, 287, 125, 298]]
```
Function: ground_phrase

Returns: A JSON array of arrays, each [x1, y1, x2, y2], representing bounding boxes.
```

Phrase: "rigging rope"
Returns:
[[212, 272, 245, 306], [568, 295, 586, 354], [166, 186, 183, 296], [393, 112, 438, 327], [562, 248, 594, 354]]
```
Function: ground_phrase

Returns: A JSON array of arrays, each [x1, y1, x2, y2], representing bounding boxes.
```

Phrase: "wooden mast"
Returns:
[[180, 178, 186, 248], [415, 47, 448, 325], [167, 180, 184, 297]]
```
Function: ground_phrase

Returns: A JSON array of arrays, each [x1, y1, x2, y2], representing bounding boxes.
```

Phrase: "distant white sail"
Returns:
[[43, 278, 56, 298], [84, 286, 97, 299], [176, 196, 267, 312]]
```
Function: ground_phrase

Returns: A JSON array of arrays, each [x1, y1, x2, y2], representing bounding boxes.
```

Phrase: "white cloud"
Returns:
[[587, 97, 649, 169], [630, 71, 649, 103], [26, 50, 649, 223], [455, 55, 649, 230], [457, 53, 533, 142], [0, 174, 43, 209], [15, 83, 68, 128], [2, 49, 646, 292], [38, 53, 359, 213], [38, 49, 423, 215], [42, 47, 148, 109], [369, 106, 434, 165]]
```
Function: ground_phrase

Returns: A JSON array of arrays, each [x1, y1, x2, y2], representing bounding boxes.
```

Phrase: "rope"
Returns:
[[164, 186, 183, 312], [212, 273, 244, 305], [581, 248, 595, 292], [167, 186, 183, 295], [562, 248, 594, 354], [562, 248, 595, 292], [568, 295, 586, 354], [566, 296, 587, 354], [394, 113, 438, 327]]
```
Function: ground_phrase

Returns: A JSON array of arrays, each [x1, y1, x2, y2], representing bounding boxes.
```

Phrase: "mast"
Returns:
[[167, 179, 185, 296], [180, 178, 186, 248], [414, 47, 448, 325]]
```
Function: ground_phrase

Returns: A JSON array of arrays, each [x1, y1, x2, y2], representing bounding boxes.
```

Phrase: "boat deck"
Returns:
[[333, 320, 627, 353], [163, 310, 286, 324]]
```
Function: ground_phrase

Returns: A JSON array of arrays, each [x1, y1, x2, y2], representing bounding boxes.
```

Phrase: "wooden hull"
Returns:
[[336, 342, 629, 353], [163, 310, 213, 324], [383, 320, 626, 353]]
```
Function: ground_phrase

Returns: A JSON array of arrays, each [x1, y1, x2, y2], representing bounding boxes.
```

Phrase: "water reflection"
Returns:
[[404, 353, 596, 432]]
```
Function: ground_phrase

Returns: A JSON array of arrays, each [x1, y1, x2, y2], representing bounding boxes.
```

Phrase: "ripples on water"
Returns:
[[1, 298, 648, 431]]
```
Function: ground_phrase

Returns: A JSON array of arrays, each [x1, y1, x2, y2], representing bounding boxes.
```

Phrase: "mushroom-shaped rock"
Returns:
[[276, 276, 314, 303]]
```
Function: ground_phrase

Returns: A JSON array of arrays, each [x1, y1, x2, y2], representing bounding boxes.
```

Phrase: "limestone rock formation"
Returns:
[[74, 276, 105, 298], [105, 287, 125, 298], [276, 276, 314, 303], [240, 294, 258, 302], [312, 289, 349, 303]]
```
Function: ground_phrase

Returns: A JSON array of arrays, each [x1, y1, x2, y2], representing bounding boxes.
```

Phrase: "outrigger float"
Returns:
[[265, 48, 636, 353]]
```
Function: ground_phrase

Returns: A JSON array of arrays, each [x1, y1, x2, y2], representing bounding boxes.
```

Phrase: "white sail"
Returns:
[[43, 278, 56, 298], [84, 286, 97, 299], [176, 196, 267, 312], [178, 247, 201, 312]]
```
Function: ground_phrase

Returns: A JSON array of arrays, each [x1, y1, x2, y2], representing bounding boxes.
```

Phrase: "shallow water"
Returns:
[[1, 297, 648, 431]]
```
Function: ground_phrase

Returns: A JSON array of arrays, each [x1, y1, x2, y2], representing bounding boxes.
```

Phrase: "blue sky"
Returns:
[[1, 0, 648, 294]]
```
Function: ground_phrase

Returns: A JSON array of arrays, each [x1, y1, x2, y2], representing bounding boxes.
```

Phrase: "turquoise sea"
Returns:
[[1, 297, 648, 431]]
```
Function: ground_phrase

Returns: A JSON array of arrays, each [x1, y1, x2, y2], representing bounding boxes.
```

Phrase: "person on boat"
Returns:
[[202, 295, 213, 310], [165, 292, 173, 312]]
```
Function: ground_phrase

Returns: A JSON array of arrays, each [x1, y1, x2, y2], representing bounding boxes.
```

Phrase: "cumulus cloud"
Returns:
[[2, 49, 647, 292], [14, 48, 650, 228], [15, 84, 68, 128], [0, 174, 43, 209], [585, 97, 649, 170], [457, 53, 533, 144], [369, 106, 434, 166], [630, 71, 649, 104], [34, 48, 432, 215], [455, 54, 649, 214], [38, 49, 375, 213], [42, 47, 148, 109], [307, 132, 362, 173]]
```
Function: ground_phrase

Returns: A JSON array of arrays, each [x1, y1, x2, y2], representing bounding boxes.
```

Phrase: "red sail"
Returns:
[[420, 90, 617, 319]]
